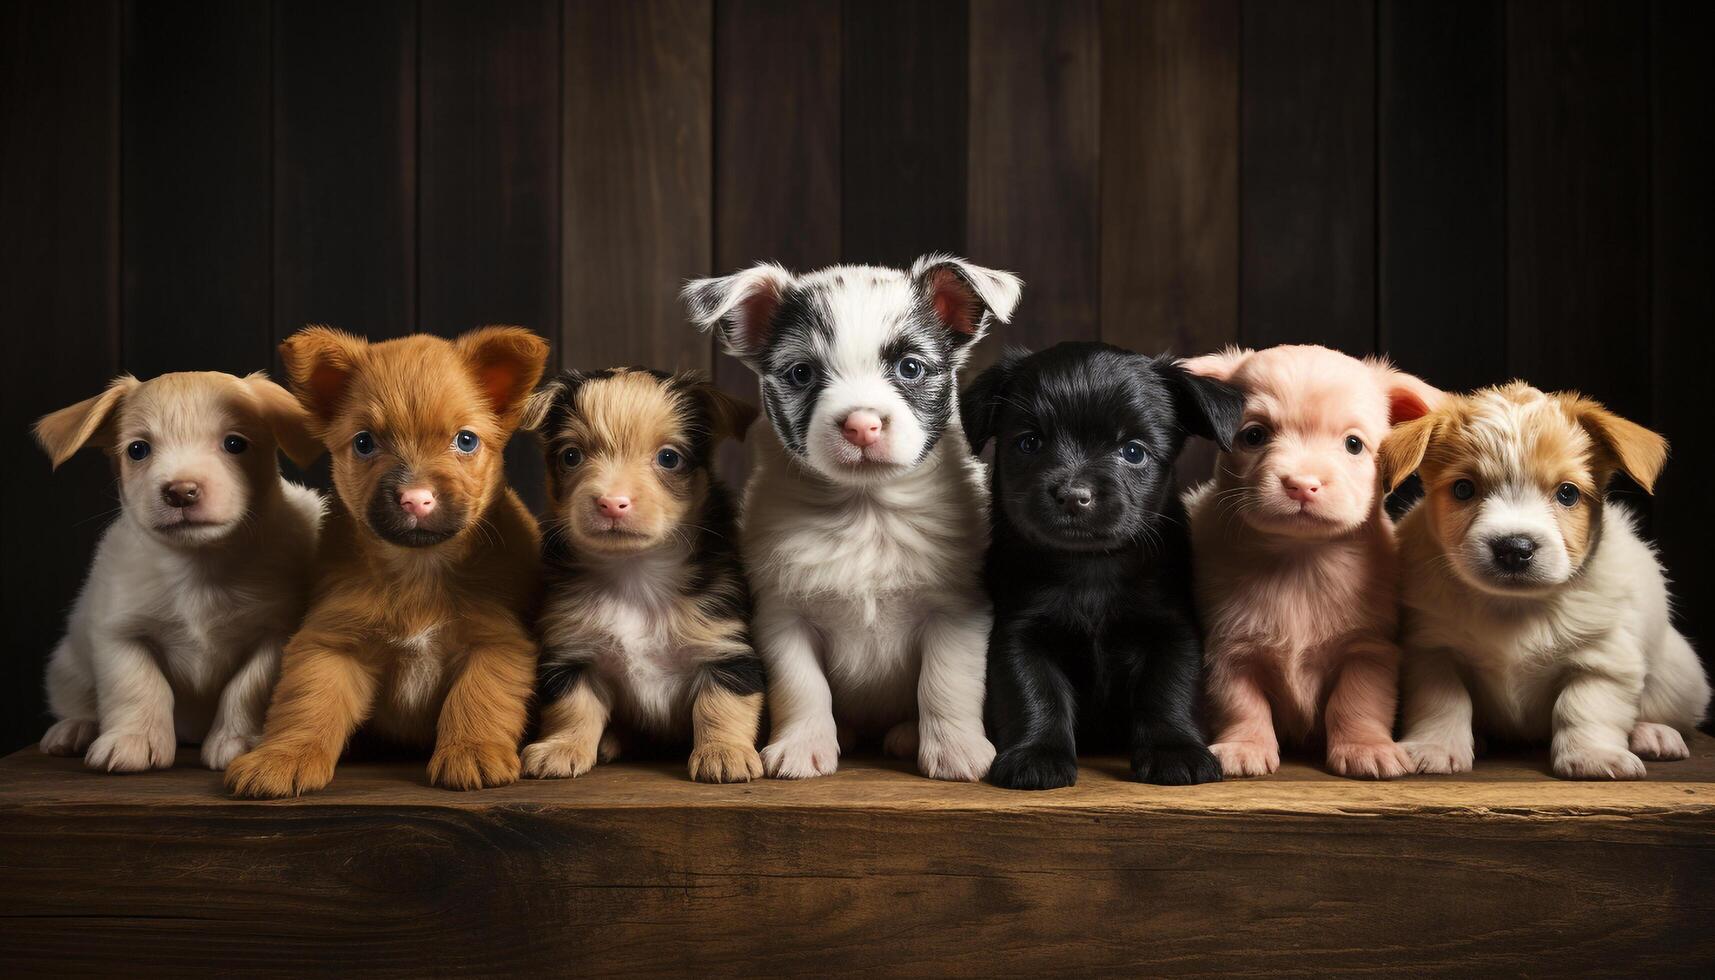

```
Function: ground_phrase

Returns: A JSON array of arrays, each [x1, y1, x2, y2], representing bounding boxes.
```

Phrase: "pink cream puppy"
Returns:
[[1182, 345, 1441, 779]]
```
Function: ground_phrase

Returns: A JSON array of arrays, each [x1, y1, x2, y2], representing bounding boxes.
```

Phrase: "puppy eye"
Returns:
[[784, 362, 816, 387], [222, 434, 249, 455], [1344, 435, 1363, 455], [1120, 441, 1147, 465], [1555, 483, 1580, 507], [895, 357, 926, 382], [561, 447, 585, 468], [1016, 433, 1043, 455], [453, 429, 480, 454], [352, 431, 377, 457], [656, 447, 683, 471], [126, 440, 151, 461], [1239, 425, 1269, 448], [1452, 479, 1476, 501]]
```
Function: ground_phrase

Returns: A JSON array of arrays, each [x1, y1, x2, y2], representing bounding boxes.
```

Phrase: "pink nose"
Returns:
[[597, 495, 631, 520], [398, 487, 436, 518], [1282, 475, 1323, 503], [841, 411, 884, 448]]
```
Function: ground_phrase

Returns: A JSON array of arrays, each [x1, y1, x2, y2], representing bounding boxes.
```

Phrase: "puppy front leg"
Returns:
[[1552, 656, 1647, 780], [1324, 644, 1411, 780], [1125, 616, 1220, 786], [916, 605, 996, 782], [688, 656, 766, 783], [757, 598, 839, 779], [986, 618, 1078, 790], [1206, 652, 1280, 777], [201, 639, 283, 770], [430, 622, 535, 790], [227, 641, 379, 798], [84, 635, 176, 772], [522, 663, 610, 779], [1398, 650, 1475, 774]]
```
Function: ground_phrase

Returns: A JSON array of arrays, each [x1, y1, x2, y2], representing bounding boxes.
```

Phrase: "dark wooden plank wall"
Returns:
[[3, 0, 1707, 750]]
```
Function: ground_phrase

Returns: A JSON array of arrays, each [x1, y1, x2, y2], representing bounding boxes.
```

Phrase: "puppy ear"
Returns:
[[1569, 397, 1669, 494], [1378, 412, 1440, 493], [34, 375, 138, 469], [1379, 365, 1443, 426], [693, 382, 760, 444], [518, 376, 569, 435], [682, 263, 796, 367], [959, 347, 1029, 453], [279, 325, 366, 425], [244, 373, 324, 469], [911, 254, 1023, 354], [456, 326, 551, 430], [1161, 359, 1246, 452], [1179, 345, 1252, 383]]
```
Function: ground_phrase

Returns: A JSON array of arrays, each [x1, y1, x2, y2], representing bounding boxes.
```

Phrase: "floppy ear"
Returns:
[[1571, 398, 1669, 494], [244, 373, 324, 469], [1161, 359, 1246, 452], [518, 375, 571, 435], [1378, 412, 1439, 493], [910, 254, 1023, 356], [456, 326, 551, 430], [692, 382, 759, 445], [34, 375, 139, 469], [1380, 366, 1443, 426], [1179, 345, 1252, 383], [279, 325, 367, 426], [959, 348, 1029, 453], [682, 263, 796, 368]]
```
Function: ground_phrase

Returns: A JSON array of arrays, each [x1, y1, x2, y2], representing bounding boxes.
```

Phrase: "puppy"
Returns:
[[518, 368, 765, 783], [963, 342, 1244, 789], [33, 372, 323, 771], [226, 326, 548, 797], [683, 254, 1020, 780], [1183, 345, 1441, 779], [1381, 383, 1710, 779]]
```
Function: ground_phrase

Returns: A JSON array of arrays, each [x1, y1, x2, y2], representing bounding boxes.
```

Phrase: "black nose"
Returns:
[[1054, 484, 1094, 515], [162, 482, 201, 509], [1489, 535, 1537, 572]]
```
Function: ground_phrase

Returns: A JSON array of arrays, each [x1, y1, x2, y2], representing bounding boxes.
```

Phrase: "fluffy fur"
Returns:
[[1381, 382, 1710, 779], [965, 342, 1244, 789], [519, 368, 767, 783], [1183, 344, 1441, 779], [226, 326, 548, 797], [683, 254, 1021, 780], [34, 372, 324, 771]]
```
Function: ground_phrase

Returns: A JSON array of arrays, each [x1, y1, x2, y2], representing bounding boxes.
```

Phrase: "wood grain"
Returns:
[[2, 741, 1712, 975]]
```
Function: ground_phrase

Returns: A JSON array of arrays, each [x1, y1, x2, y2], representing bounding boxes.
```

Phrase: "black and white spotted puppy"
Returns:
[[683, 254, 1021, 780]]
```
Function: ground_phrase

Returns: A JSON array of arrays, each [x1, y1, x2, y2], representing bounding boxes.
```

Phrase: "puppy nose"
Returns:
[[841, 411, 884, 448], [161, 482, 200, 508], [1282, 475, 1323, 502], [1490, 535, 1537, 572], [597, 495, 632, 520], [1054, 484, 1094, 515], [398, 487, 436, 518]]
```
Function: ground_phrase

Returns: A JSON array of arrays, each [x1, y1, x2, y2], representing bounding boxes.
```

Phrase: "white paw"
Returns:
[[85, 728, 175, 772], [1401, 738, 1474, 774], [521, 738, 597, 779], [917, 725, 995, 782], [1554, 744, 1647, 781], [760, 727, 840, 779], [41, 718, 98, 756], [883, 720, 919, 759], [1210, 740, 1279, 778], [1629, 722, 1689, 761], [1326, 740, 1413, 780], [200, 730, 257, 771]]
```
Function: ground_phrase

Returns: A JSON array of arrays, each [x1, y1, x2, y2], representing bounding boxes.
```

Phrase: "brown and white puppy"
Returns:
[[34, 372, 323, 771], [1382, 382, 1709, 779], [226, 326, 548, 797], [520, 368, 765, 783]]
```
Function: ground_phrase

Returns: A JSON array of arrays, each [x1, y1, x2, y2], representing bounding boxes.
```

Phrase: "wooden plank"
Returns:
[[1377, 0, 1504, 392], [2, 742, 1713, 975], [121, 0, 272, 377], [712, 0, 842, 486], [1239, 0, 1376, 353], [0, 0, 121, 754], [965, 0, 1100, 378], [841, 0, 967, 268], [419, 0, 561, 512], [1650, 0, 1714, 667], [563, 0, 712, 375]]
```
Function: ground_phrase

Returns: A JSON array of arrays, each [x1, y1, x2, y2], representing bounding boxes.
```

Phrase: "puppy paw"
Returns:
[[199, 730, 258, 771], [989, 744, 1077, 790], [226, 744, 335, 798], [1629, 722, 1689, 761], [1209, 740, 1279, 778], [522, 738, 598, 779], [430, 740, 520, 790], [1326, 740, 1412, 780], [1554, 745, 1647, 781], [883, 720, 919, 759], [41, 718, 98, 756], [1401, 738, 1474, 774], [918, 726, 996, 782], [760, 726, 840, 779], [597, 730, 623, 763], [1134, 744, 1222, 786], [84, 728, 175, 773], [689, 741, 764, 784]]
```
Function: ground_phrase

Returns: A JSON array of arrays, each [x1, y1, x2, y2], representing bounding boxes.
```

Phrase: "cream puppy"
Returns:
[[33, 373, 324, 771], [684, 255, 1020, 780], [1381, 383, 1709, 779]]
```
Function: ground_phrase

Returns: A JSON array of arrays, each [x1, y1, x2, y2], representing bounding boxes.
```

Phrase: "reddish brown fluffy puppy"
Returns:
[[226, 326, 548, 797]]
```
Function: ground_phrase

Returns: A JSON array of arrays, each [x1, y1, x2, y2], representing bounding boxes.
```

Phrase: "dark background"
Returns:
[[2, 0, 1709, 753]]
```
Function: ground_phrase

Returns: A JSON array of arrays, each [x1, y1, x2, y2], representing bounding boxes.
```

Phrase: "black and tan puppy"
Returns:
[[519, 368, 765, 782], [963, 342, 1244, 789]]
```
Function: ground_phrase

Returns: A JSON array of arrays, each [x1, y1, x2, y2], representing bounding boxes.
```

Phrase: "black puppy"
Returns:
[[963, 341, 1244, 788]]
